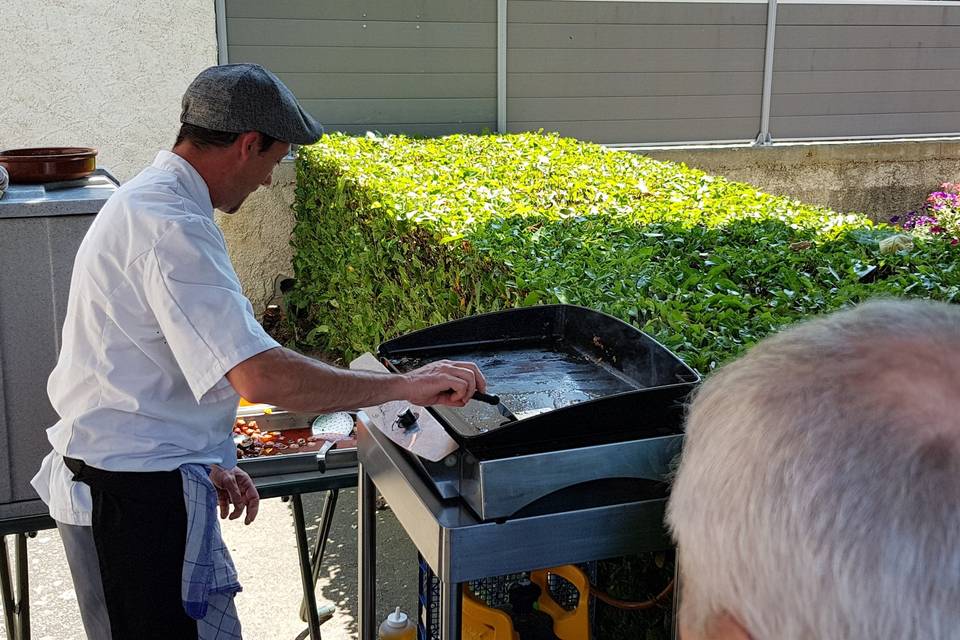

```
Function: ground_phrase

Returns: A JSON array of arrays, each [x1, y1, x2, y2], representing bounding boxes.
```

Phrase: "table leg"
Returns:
[[292, 494, 323, 640], [16, 534, 29, 640], [440, 580, 462, 640], [0, 534, 32, 640], [1, 536, 16, 639], [358, 464, 377, 640], [299, 489, 340, 622]]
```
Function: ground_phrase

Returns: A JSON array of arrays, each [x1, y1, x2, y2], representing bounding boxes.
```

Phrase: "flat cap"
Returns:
[[181, 64, 323, 145]]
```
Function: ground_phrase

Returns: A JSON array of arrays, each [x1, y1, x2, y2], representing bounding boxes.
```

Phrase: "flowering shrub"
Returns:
[[892, 183, 960, 244]]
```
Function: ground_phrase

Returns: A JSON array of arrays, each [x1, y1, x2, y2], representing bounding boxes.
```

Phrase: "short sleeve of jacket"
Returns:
[[142, 215, 280, 402]]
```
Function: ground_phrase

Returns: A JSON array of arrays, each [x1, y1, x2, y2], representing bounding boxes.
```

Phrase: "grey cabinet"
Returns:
[[0, 172, 118, 521]]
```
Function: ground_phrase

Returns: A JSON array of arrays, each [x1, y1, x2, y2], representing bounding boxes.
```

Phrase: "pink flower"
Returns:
[[941, 182, 960, 194]]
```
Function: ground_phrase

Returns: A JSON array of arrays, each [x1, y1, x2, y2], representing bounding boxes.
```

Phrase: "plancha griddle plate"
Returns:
[[379, 304, 700, 456]]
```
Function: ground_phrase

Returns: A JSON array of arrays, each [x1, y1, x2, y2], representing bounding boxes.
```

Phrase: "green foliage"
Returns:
[[289, 131, 960, 369]]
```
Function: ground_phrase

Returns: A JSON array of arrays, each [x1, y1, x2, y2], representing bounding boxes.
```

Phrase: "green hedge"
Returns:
[[288, 132, 960, 371]]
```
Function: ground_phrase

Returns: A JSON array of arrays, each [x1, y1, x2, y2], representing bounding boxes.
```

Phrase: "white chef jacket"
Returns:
[[31, 150, 280, 526]]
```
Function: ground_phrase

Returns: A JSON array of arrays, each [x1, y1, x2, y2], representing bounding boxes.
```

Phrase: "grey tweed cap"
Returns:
[[181, 64, 324, 145]]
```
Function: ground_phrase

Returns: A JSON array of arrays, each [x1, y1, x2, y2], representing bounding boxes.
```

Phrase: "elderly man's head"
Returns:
[[667, 299, 960, 640]]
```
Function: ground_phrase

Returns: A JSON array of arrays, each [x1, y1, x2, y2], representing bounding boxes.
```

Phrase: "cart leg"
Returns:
[[293, 494, 323, 640], [1, 536, 16, 640], [299, 489, 340, 622], [440, 580, 462, 640], [358, 464, 377, 640]]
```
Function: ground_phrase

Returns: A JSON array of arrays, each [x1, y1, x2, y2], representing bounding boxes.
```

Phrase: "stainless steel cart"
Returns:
[[357, 415, 675, 640]]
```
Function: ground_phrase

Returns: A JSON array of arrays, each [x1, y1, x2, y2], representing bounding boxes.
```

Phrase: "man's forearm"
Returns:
[[232, 347, 410, 413]]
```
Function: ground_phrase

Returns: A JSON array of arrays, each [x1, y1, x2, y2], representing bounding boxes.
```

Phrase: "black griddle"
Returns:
[[380, 304, 699, 456]]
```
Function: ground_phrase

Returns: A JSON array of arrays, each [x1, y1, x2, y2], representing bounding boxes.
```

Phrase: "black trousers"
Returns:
[[64, 457, 199, 640]]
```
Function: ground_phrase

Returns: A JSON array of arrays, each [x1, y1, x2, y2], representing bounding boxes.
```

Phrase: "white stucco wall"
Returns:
[[215, 162, 298, 315], [1, 0, 217, 182], [0, 1, 299, 316]]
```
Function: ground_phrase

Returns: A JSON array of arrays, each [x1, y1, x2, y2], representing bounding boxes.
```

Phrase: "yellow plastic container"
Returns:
[[461, 565, 590, 640], [462, 587, 518, 640], [530, 565, 590, 640]]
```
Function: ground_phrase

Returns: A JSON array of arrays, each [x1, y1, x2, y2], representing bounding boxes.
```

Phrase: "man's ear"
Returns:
[[236, 131, 261, 160], [680, 611, 752, 640], [708, 612, 752, 640]]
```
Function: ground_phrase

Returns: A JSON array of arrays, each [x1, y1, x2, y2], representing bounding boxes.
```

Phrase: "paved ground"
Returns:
[[0, 488, 418, 640]]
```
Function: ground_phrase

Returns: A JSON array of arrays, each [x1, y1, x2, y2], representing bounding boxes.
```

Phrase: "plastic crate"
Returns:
[[418, 555, 442, 640]]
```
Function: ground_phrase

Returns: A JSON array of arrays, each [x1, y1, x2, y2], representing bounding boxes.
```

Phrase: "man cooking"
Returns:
[[31, 63, 485, 640]]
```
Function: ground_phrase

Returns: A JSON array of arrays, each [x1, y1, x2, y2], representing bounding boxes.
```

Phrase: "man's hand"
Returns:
[[226, 346, 489, 414], [209, 465, 260, 525], [403, 359, 487, 407]]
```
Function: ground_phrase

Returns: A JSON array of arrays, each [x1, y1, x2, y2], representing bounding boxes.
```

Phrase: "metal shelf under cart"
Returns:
[[0, 464, 357, 640], [357, 415, 676, 640]]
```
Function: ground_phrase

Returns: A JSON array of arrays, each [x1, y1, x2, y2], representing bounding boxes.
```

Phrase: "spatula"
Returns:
[[470, 390, 519, 423]]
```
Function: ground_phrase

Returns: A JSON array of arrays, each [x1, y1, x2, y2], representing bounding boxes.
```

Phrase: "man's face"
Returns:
[[221, 136, 291, 214]]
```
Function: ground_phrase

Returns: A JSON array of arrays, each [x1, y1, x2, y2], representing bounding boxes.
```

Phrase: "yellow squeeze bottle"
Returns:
[[379, 606, 416, 640]]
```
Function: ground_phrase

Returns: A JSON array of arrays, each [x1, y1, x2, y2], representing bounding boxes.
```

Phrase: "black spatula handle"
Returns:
[[471, 390, 501, 405]]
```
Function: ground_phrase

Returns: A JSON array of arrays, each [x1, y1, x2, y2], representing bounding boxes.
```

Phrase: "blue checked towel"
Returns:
[[181, 464, 243, 639]]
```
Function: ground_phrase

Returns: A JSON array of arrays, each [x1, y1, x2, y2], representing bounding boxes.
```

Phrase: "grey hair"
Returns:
[[667, 298, 960, 639]]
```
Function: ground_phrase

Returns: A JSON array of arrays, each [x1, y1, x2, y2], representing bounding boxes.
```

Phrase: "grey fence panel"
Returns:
[[776, 24, 960, 49], [299, 98, 497, 125], [509, 72, 761, 98], [510, 48, 764, 74], [508, 23, 766, 49], [510, 95, 760, 121], [276, 72, 496, 100], [771, 112, 960, 138], [508, 117, 760, 142], [775, 91, 960, 116], [230, 46, 494, 74], [776, 3, 960, 26], [508, 0, 764, 24], [775, 70, 960, 94], [228, 18, 495, 48], [773, 47, 960, 72], [506, 0, 766, 144], [227, 0, 496, 22], [224, 0, 497, 136], [772, 3, 960, 139]]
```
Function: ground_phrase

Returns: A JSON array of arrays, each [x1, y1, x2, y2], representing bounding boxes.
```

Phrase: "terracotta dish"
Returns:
[[0, 147, 98, 184]]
